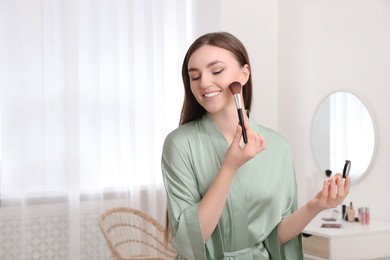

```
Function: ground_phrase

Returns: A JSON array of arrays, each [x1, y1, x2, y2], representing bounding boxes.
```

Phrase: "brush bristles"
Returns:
[[228, 81, 242, 95]]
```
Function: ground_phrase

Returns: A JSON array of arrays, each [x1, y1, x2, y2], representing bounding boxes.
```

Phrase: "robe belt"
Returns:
[[222, 239, 269, 259]]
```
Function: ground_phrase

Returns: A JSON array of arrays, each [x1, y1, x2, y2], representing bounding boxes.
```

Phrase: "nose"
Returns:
[[199, 73, 213, 89]]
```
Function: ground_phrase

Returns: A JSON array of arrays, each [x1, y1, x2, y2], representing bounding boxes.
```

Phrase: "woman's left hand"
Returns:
[[311, 174, 351, 211], [279, 174, 351, 244]]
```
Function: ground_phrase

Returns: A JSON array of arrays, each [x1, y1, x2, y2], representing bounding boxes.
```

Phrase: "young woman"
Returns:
[[161, 32, 350, 259]]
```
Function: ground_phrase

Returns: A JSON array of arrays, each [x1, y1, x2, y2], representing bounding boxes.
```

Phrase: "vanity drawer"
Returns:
[[303, 235, 329, 259]]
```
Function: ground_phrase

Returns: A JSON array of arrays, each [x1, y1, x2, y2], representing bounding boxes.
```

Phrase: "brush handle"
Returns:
[[237, 108, 247, 144]]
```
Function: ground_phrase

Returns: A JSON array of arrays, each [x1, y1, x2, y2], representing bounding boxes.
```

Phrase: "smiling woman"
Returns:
[[187, 45, 249, 120], [161, 32, 351, 260]]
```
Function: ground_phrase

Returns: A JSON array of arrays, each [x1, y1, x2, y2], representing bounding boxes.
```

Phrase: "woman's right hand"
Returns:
[[223, 120, 266, 172]]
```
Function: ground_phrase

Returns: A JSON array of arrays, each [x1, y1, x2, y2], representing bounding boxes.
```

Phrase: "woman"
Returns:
[[161, 32, 350, 259]]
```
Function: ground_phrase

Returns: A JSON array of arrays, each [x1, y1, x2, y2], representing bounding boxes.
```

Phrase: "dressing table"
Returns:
[[303, 212, 390, 260]]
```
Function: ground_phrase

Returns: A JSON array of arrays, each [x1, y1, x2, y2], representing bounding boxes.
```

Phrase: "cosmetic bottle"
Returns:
[[365, 207, 370, 225], [359, 207, 365, 224], [347, 202, 355, 223], [342, 205, 348, 221]]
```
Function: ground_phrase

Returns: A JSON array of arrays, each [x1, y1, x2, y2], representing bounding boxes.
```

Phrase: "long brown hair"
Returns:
[[165, 31, 254, 243]]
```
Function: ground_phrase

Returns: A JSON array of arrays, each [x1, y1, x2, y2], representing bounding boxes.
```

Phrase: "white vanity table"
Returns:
[[303, 212, 390, 260]]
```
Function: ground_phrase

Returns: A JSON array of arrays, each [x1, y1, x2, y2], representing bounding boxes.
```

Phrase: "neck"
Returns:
[[210, 104, 248, 145]]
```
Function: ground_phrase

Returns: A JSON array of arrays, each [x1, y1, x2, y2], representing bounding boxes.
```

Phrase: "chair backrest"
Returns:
[[99, 207, 177, 260]]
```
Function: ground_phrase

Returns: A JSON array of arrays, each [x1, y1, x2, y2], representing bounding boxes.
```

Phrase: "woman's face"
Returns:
[[187, 45, 249, 115]]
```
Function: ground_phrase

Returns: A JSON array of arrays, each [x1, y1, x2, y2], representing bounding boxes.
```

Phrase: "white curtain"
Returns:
[[0, 0, 195, 259]]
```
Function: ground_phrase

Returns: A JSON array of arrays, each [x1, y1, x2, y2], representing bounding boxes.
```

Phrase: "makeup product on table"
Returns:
[[322, 209, 339, 221], [321, 223, 342, 228], [347, 202, 355, 223], [359, 207, 370, 225], [228, 81, 247, 144], [342, 204, 348, 221], [365, 207, 370, 225]]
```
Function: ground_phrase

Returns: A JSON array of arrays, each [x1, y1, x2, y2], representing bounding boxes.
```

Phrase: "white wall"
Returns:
[[220, 0, 279, 130], [278, 0, 390, 221], [214, 1, 390, 221], [193, 0, 279, 129]]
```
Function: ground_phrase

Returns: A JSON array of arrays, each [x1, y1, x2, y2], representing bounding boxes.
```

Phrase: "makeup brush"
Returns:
[[228, 81, 247, 144]]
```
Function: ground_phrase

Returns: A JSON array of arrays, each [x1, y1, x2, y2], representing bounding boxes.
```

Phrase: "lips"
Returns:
[[203, 91, 222, 98]]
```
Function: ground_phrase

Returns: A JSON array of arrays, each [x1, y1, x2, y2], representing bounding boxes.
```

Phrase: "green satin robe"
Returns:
[[161, 113, 303, 259]]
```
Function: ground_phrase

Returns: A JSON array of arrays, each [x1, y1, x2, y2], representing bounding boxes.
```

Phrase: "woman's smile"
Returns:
[[203, 90, 222, 98]]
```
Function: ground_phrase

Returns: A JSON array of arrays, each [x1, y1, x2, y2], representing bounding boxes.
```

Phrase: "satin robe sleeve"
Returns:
[[161, 128, 207, 260]]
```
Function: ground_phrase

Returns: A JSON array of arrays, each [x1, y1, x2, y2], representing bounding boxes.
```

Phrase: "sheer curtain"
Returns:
[[0, 0, 195, 259]]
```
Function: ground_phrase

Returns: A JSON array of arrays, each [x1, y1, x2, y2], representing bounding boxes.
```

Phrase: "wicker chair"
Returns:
[[99, 207, 177, 260]]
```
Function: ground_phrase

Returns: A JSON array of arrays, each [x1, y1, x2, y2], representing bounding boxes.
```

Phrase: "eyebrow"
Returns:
[[188, 60, 225, 72]]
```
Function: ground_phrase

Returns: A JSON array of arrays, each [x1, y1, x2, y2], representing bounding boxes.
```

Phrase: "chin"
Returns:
[[205, 106, 226, 115]]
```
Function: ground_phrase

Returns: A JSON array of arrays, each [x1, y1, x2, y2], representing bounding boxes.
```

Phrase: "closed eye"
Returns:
[[213, 68, 224, 75], [189, 72, 201, 81]]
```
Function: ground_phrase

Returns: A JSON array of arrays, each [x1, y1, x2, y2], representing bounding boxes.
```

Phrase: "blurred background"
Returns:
[[1, 0, 389, 259]]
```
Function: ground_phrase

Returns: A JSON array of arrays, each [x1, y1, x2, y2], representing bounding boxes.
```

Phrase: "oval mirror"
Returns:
[[311, 91, 375, 183]]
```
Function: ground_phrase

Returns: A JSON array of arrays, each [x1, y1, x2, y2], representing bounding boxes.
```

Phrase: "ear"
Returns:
[[240, 64, 250, 86]]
